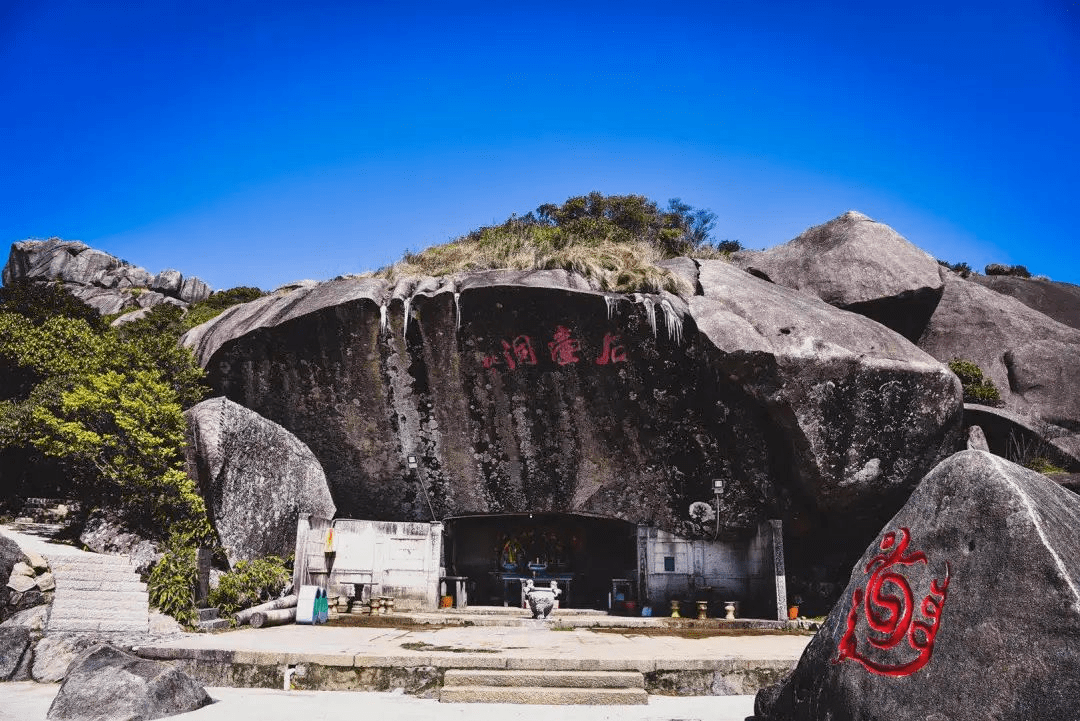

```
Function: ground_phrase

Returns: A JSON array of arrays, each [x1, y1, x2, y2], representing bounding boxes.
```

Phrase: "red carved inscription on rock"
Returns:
[[834, 527, 950, 677]]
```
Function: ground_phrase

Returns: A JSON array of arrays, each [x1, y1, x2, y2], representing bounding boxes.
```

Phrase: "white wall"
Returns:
[[294, 515, 443, 610]]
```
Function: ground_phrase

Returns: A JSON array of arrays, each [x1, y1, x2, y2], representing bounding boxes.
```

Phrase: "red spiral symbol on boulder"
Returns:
[[834, 528, 950, 677]]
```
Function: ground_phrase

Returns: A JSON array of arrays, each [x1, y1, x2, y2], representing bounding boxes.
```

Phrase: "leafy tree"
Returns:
[[0, 310, 211, 541], [0, 279, 106, 331]]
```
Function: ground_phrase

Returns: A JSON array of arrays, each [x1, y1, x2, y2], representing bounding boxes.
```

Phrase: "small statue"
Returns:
[[523, 579, 561, 619]]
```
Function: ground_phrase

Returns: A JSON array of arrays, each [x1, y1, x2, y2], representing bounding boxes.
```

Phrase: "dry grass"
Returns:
[[372, 224, 694, 295]]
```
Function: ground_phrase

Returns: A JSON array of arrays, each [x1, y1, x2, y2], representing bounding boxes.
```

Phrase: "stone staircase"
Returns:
[[47, 552, 150, 634], [439, 669, 648, 705]]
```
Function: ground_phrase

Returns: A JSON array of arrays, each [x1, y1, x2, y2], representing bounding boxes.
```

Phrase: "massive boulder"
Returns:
[[754, 450, 1080, 721], [184, 397, 336, 565], [730, 211, 944, 343], [2, 239, 211, 314], [971, 273, 1080, 331], [918, 273, 1080, 453], [47, 644, 211, 721], [183, 265, 962, 596]]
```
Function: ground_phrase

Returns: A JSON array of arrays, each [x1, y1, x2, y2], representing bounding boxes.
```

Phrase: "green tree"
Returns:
[[0, 310, 211, 541]]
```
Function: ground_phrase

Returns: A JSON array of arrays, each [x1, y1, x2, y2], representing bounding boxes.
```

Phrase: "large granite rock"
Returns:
[[918, 273, 1080, 436], [182, 265, 961, 594], [0, 626, 31, 680], [730, 211, 944, 342], [47, 644, 211, 721], [971, 273, 1080, 331], [2, 239, 212, 314], [754, 450, 1080, 721], [32, 634, 98, 682], [184, 397, 336, 565], [0, 533, 26, 619]]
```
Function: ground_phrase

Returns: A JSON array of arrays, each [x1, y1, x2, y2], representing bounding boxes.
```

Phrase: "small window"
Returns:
[[664, 556, 675, 572]]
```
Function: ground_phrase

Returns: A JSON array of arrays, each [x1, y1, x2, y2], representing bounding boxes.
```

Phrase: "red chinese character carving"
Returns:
[[834, 527, 950, 677], [504, 335, 537, 369], [548, 325, 581, 365], [595, 332, 627, 365], [482, 354, 500, 370]]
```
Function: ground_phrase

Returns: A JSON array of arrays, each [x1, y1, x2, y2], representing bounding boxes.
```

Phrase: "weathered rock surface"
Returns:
[[965, 424, 989, 451], [182, 265, 961, 596], [2, 239, 212, 314], [47, 644, 211, 721], [963, 403, 1080, 472], [79, 511, 160, 577], [729, 211, 944, 342], [0, 626, 31, 680], [32, 634, 98, 682], [184, 397, 336, 565], [971, 273, 1080, 331], [753, 450, 1080, 721], [919, 274, 1080, 435]]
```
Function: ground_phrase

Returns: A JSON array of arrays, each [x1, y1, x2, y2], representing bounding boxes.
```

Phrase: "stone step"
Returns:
[[52, 568, 141, 581], [49, 555, 135, 567], [196, 618, 233, 631], [48, 619, 150, 633], [54, 579, 147, 592], [197, 607, 221, 622], [438, 686, 648, 705], [443, 669, 645, 689], [50, 603, 149, 616], [52, 592, 149, 607]]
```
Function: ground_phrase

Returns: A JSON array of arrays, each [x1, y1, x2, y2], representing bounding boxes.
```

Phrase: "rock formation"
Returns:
[[918, 273, 1080, 456], [2, 239, 211, 315], [182, 264, 962, 593], [753, 450, 1080, 721], [184, 397, 336, 566], [971, 273, 1080, 331], [730, 211, 944, 343], [46, 644, 211, 721]]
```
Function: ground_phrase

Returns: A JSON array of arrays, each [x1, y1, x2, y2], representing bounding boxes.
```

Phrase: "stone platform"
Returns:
[[133, 609, 811, 700]]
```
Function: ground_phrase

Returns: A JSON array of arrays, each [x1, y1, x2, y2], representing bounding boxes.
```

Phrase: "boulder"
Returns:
[[182, 265, 961, 598], [1, 532, 27, 584], [729, 211, 944, 342], [919, 273, 1080, 433], [47, 644, 211, 721], [35, 572, 55, 592], [753, 450, 1080, 721], [965, 424, 989, 451], [971, 274, 1080, 331], [1, 604, 50, 632], [3, 239, 212, 314], [6, 571, 36, 593], [79, 511, 160, 577], [25, 550, 48, 571], [0, 626, 31, 680], [184, 397, 336, 565], [150, 269, 183, 295], [963, 404, 1080, 472], [32, 634, 98, 682]]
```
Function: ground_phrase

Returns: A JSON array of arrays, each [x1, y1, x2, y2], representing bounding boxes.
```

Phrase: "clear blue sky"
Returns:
[[2, 1, 1077, 291]]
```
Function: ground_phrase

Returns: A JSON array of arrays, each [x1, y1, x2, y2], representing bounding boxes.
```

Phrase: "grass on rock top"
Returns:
[[367, 193, 737, 295]]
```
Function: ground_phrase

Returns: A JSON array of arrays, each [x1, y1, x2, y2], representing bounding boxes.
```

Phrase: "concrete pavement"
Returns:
[[0, 683, 758, 721]]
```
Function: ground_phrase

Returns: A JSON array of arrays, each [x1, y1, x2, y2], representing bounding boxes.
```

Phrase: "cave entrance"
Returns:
[[442, 512, 638, 609]]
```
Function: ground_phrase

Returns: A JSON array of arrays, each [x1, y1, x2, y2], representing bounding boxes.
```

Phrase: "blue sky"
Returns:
[[2, 1, 1077, 291]]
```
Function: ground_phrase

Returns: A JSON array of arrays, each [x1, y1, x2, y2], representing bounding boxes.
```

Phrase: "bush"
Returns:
[[985, 263, 1032, 278], [147, 534, 198, 626], [937, 259, 973, 278], [208, 556, 292, 615], [948, 359, 1003, 406]]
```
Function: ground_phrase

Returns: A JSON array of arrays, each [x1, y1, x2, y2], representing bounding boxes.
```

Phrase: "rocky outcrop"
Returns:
[[78, 511, 160, 577], [963, 403, 1080, 472], [182, 266, 962, 595], [918, 274, 1080, 438], [184, 397, 336, 566], [971, 273, 1080, 331], [2, 239, 211, 314], [46, 644, 211, 721], [753, 450, 1080, 721], [729, 211, 944, 342]]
